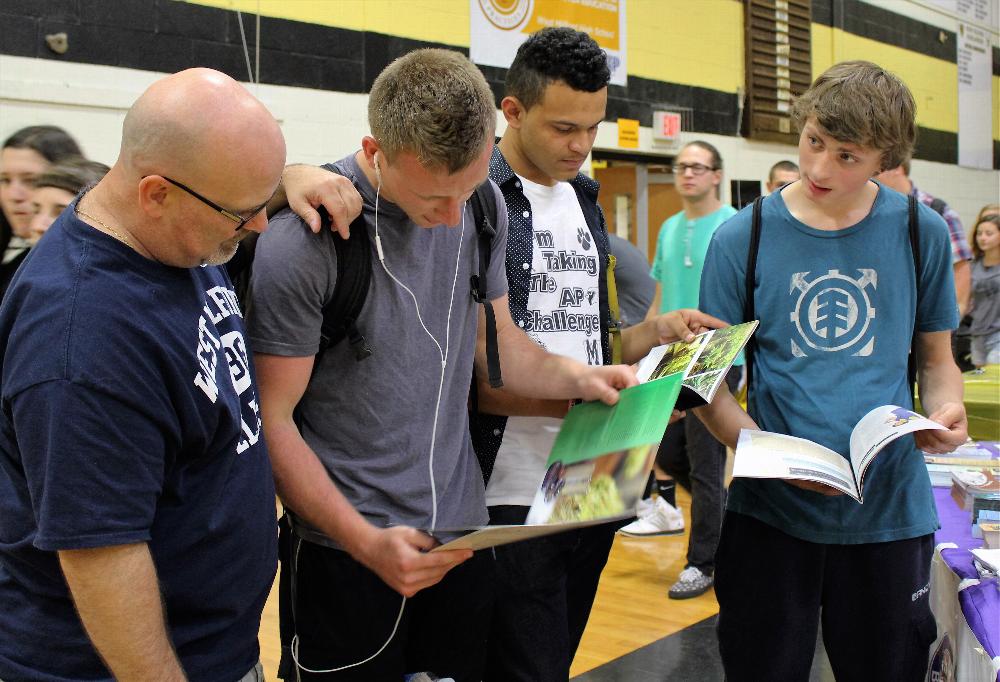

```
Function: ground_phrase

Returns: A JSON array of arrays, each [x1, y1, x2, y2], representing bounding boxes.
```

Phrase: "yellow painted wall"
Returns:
[[627, 0, 743, 93], [188, 0, 746, 93], [186, 0, 996, 142], [811, 25, 958, 134], [188, 0, 469, 46]]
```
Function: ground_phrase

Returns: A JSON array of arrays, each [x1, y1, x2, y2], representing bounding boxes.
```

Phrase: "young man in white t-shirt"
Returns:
[[471, 28, 723, 681]]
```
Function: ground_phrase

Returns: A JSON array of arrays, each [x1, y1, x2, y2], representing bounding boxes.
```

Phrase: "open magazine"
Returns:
[[636, 321, 758, 411], [732, 405, 947, 503], [433, 373, 683, 551]]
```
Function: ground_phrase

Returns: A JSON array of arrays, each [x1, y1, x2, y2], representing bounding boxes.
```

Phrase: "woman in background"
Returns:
[[28, 157, 109, 242], [0, 126, 82, 300], [968, 215, 1000, 367]]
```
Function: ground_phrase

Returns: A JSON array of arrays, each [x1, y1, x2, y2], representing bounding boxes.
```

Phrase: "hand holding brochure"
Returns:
[[732, 405, 947, 502], [434, 321, 760, 551], [636, 321, 758, 411], [525, 373, 684, 525], [434, 373, 683, 551]]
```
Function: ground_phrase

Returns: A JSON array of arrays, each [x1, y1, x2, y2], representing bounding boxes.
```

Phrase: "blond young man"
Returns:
[[696, 61, 967, 679], [247, 49, 641, 681]]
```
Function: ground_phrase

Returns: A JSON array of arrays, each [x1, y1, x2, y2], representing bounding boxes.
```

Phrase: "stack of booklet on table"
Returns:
[[924, 440, 999, 487], [432, 321, 758, 551]]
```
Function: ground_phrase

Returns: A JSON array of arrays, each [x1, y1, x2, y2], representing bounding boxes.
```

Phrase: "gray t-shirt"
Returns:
[[247, 153, 509, 536], [970, 258, 1000, 336], [607, 234, 654, 327]]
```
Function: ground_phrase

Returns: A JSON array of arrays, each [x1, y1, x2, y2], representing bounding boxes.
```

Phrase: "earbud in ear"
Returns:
[[374, 153, 383, 184]]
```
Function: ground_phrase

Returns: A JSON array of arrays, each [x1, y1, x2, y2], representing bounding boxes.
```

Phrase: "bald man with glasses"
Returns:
[[0, 68, 285, 682]]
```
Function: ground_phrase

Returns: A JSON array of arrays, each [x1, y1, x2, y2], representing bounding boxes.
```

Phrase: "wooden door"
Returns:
[[593, 165, 636, 244], [647, 180, 682, 263]]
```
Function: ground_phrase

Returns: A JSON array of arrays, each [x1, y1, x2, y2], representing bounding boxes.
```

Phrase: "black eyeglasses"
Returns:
[[671, 163, 718, 176], [154, 175, 270, 231]]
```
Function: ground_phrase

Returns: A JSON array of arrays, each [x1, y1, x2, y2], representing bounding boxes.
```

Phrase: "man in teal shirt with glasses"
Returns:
[[622, 140, 739, 600]]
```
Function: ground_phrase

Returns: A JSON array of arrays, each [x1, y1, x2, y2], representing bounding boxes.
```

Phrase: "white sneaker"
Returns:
[[618, 497, 685, 537], [635, 496, 655, 517]]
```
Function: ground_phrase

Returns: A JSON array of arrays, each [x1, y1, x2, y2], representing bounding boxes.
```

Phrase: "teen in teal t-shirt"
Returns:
[[650, 204, 736, 313], [699, 186, 957, 544]]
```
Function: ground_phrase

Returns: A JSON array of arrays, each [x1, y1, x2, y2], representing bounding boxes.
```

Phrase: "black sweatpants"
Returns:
[[715, 511, 937, 682], [656, 366, 741, 573], [286, 537, 494, 681], [484, 505, 618, 682]]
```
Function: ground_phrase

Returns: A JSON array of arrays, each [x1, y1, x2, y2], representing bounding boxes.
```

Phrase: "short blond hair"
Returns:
[[368, 49, 496, 173], [792, 61, 915, 171]]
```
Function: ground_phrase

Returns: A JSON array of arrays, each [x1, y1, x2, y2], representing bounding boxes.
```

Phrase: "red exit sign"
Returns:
[[653, 111, 682, 142]]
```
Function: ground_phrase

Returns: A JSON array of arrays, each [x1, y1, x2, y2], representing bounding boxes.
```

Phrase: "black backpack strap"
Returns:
[[320, 208, 373, 364], [312, 162, 374, 369], [908, 194, 921, 400], [228, 231, 259, 316], [469, 181, 503, 389], [743, 196, 764, 404]]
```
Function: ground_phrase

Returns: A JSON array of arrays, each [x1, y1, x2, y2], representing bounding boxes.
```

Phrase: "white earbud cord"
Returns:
[[291, 168, 467, 675], [373, 178, 466, 533]]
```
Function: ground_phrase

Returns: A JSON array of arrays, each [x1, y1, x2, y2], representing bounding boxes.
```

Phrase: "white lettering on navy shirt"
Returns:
[[193, 285, 261, 453]]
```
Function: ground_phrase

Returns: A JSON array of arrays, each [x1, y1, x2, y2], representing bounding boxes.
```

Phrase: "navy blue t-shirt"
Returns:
[[0, 208, 277, 681]]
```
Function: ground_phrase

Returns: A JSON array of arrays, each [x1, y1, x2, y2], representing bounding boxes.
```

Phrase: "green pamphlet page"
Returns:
[[548, 372, 684, 466], [525, 372, 683, 525]]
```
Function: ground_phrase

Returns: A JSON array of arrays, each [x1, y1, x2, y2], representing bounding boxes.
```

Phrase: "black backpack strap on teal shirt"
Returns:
[[469, 182, 503, 389], [907, 193, 921, 399], [743, 194, 920, 408], [742, 196, 765, 405]]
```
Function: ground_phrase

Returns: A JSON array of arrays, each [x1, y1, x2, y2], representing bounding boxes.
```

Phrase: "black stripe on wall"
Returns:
[[811, 0, 956, 62], [0, 0, 975, 166], [915, 126, 957, 165], [0, 0, 743, 138]]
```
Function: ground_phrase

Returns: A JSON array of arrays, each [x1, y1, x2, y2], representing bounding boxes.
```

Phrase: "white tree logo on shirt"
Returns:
[[789, 269, 877, 357]]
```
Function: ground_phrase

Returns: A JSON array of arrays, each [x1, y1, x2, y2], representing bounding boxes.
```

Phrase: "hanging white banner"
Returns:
[[470, 0, 627, 86], [956, 22, 992, 170]]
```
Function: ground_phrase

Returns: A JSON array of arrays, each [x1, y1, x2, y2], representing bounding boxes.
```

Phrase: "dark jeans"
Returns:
[[286, 537, 494, 681], [716, 511, 937, 682], [484, 505, 618, 682], [655, 366, 740, 572]]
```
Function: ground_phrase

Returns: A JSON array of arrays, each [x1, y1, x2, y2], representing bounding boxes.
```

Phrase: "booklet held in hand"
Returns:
[[732, 405, 947, 502]]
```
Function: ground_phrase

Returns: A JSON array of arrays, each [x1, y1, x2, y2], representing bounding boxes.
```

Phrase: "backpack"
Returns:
[[743, 193, 922, 409], [231, 166, 503, 388]]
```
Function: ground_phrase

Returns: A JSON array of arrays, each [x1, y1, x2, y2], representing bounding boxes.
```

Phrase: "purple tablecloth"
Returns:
[[933, 487, 999, 673]]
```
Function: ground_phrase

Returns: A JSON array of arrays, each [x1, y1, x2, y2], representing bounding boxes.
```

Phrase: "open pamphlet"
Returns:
[[433, 373, 683, 551], [636, 321, 758, 411], [731, 405, 947, 503]]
